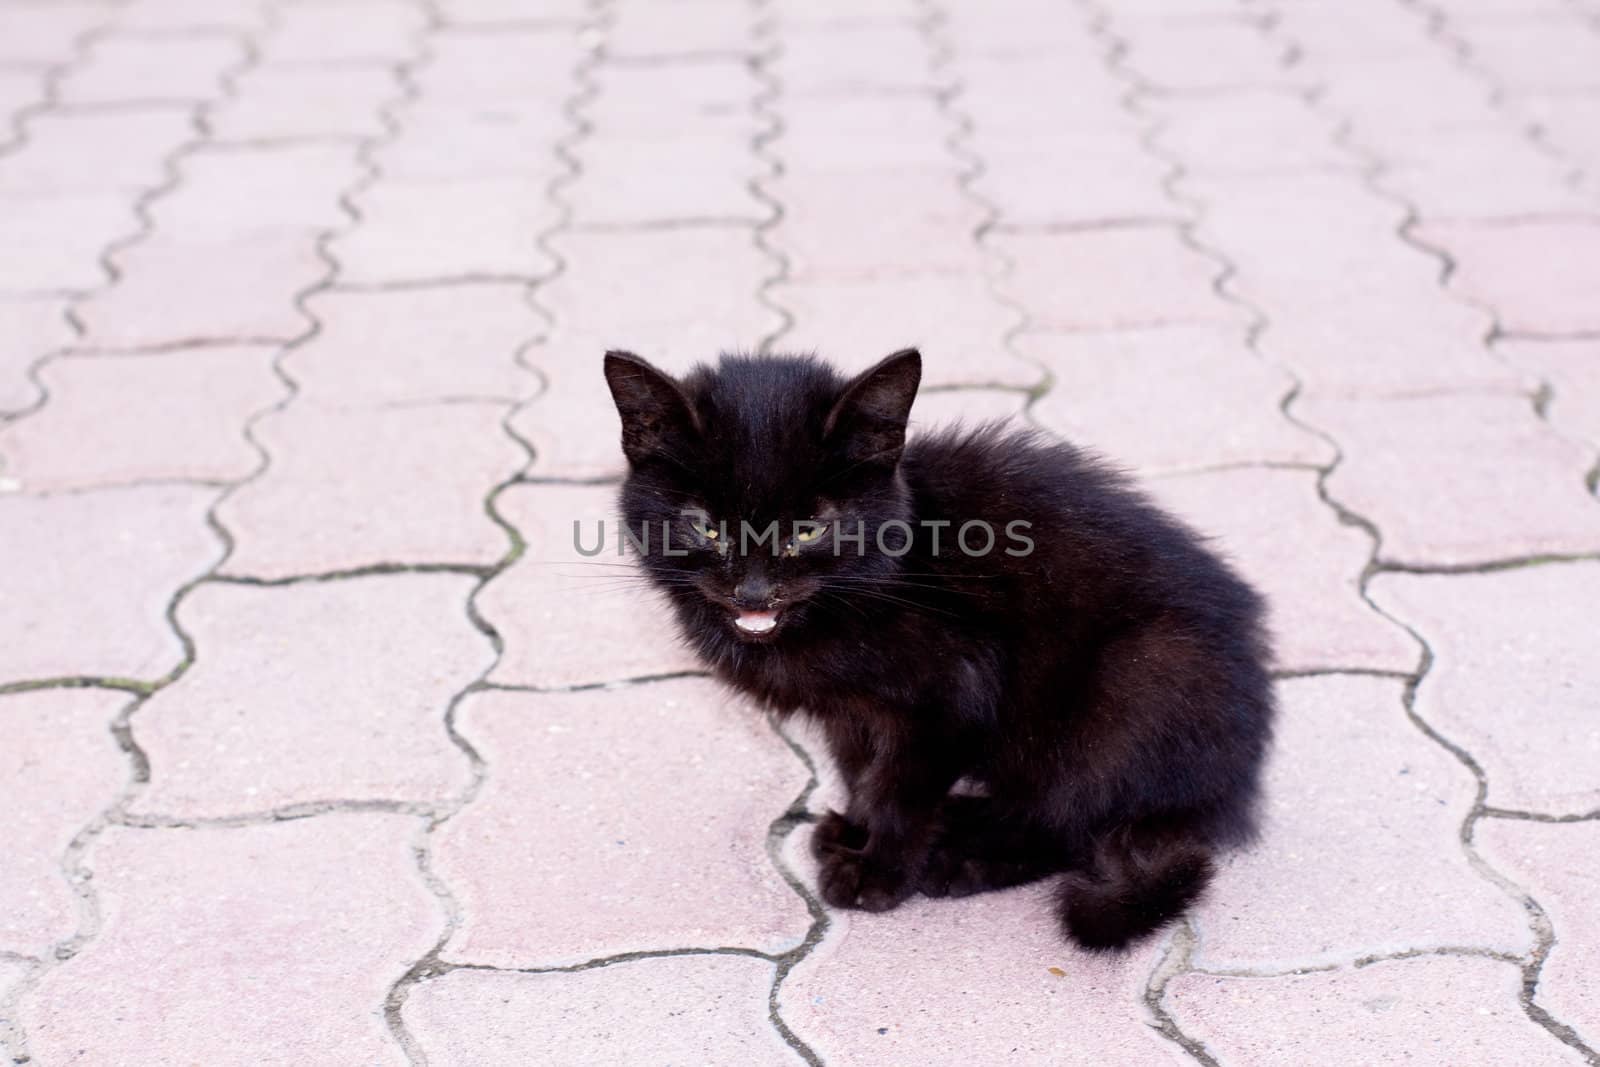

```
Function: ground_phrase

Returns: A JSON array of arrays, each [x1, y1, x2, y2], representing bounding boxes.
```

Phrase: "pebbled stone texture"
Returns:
[[127, 575, 487, 819], [435, 681, 811, 968], [405, 956, 804, 1066]]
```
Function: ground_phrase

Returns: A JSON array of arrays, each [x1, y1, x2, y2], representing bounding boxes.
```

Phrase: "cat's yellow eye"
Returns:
[[688, 514, 718, 540], [795, 522, 828, 543]]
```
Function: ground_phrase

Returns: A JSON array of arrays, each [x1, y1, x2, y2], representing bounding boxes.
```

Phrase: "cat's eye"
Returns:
[[690, 516, 718, 540], [795, 523, 828, 543]]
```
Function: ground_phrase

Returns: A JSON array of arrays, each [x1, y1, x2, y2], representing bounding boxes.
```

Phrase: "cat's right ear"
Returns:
[[603, 350, 701, 466]]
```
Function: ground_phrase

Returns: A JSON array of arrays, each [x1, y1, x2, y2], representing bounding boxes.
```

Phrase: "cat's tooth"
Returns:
[[734, 611, 779, 634]]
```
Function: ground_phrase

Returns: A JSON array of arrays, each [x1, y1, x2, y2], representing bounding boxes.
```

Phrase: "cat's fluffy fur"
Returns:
[[604, 347, 1273, 950]]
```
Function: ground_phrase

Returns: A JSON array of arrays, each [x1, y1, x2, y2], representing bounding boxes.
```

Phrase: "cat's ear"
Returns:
[[824, 347, 922, 465], [604, 350, 701, 466]]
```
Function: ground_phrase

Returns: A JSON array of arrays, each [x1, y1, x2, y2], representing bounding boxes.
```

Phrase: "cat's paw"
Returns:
[[810, 810, 868, 857], [817, 848, 912, 912]]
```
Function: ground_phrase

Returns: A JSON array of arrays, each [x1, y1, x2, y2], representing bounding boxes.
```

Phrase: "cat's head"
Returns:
[[603, 348, 921, 645]]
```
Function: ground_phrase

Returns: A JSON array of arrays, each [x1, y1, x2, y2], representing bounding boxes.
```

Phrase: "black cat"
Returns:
[[603, 347, 1273, 950]]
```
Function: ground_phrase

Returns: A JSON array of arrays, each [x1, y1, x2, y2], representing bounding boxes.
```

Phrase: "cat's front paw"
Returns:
[[817, 847, 913, 912], [810, 810, 868, 857]]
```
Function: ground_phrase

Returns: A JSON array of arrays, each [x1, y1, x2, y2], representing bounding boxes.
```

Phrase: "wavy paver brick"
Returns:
[[1024, 324, 1330, 475], [607, 0, 751, 59], [405, 957, 803, 1066], [0, 689, 128, 958], [216, 402, 522, 579], [476, 482, 700, 689], [774, 275, 1037, 390], [0, 297, 69, 413], [779, 22, 938, 95], [959, 58, 1132, 136], [331, 178, 560, 285], [780, 887, 1186, 1067], [1497, 338, 1600, 449], [414, 27, 579, 102], [148, 144, 361, 242], [977, 134, 1182, 227], [1370, 563, 1600, 817], [0, 109, 194, 196], [257, 0, 426, 64], [911, 388, 1029, 430], [210, 66, 397, 142], [378, 104, 569, 182], [1146, 91, 1349, 175], [1303, 391, 1600, 567], [573, 130, 764, 226], [1452, 18, 1600, 91], [0, 346, 283, 492], [0, 3, 113, 63], [127, 575, 486, 819], [1478, 820, 1600, 1049], [783, 98, 954, 175], [1416, 220, 1600, 336], [774, 173, 987, 282], [55, 34, 245, 106], [1167, 957, 1587, 1066], [286, 284, 540, 406], [0, 485, 221, 686], [76, 233, 324, 348], [436, 681, 810, 967], [1120, 20, 1295, 92], [1189, 676, 1528, 969], [19, 815, 438, 1067], [0, 194, 135, 293], [1147, 467, 1416, 674], [1374, 128, 1590, 220], [994, 228, 1240, 332], [111, 0, 268, 33]]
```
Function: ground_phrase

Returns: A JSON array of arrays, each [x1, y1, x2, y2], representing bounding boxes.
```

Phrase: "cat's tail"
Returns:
[[1054, 824, 1214, 952]]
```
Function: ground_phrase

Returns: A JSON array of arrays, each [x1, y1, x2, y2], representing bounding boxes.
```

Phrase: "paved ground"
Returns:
[[2, 0, 1599, 1064]]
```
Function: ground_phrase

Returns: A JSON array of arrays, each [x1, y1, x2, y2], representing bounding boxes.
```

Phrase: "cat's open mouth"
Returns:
[[732, 610, 781, 639]]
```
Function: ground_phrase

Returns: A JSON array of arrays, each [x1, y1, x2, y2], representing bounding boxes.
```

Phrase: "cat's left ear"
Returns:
[[604, 350, 701, 466], [824, 348, 922, 466]]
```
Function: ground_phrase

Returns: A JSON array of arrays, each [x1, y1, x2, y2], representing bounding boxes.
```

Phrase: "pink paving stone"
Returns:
[[0, 689, 129, 957], [959, 57, 1134, 136], [256, 0, 426, 65], [1478, 820, 1600, 1048], [111, 0, 267, 32], [571, 127, 764, 226], [0, 297, 70, 413], [1457, 18, 1600, 90], [209, 66, 396, 143], [76, 232, 324, 347], [55, 34, 245, 106], [0, 108, 194, 196], [779, 22, 943, 95], [1302, 391, 1600, 568], [779, 885, 1188, 1067], [1497, 338, 1600, 447], [1317, 53, 1496, 134], [1190, 676, 1529, 970], [994, 227, 1241, 332], [415, 28, 579, 103], [607, 0, 752, 59], [1149, 91, 1353, 175], [1515, 95, 1600, 180], [330, 178, 560, 285], [377, 104, 569, 182], [1369, 563, 1600, 817], [434, 0, 589, 21], [773, 275, 1039, 390], [0, 346, 283, 492], [436, 681, 810, 967], [782, 97, 955, 176], [1022, 324, 1331, 475], [1168, 957, 1586, 1066], [1120, 20, 1296, 91], [0, 70, 39, 128], [0, 4, 114, 64], [0, 485, 221, 686], [285, 284, 541, 406], [20, 815, 439, 1067], [774, 172, 988, 282], [0, 193, 135, 293], [592, 62, 753, 133], [405, 957, 802, 1066], [1146, 468, 1417, 674], [127, 575, 485, 818], [215, 402, 523, 579], [1415, 219, 1600, 336], [147, 143, 361, 242], [476, 482, 701, 689], [911, 388, 1029, 430], [1377, 128, 1591, 220], [974, 133, 1181, 227]]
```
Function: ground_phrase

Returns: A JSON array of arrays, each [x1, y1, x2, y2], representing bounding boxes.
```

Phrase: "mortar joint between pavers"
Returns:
[[749, 0, 793, 357]]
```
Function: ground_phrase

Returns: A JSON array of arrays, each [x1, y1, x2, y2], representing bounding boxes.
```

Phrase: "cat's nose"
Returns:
[[733, 574, 775, 609]]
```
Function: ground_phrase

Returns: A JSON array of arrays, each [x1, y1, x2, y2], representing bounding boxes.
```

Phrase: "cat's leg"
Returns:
[[919, 795, 1063, 898], [1054, 819, 1215, 951], [812, 717, 961, 912]]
